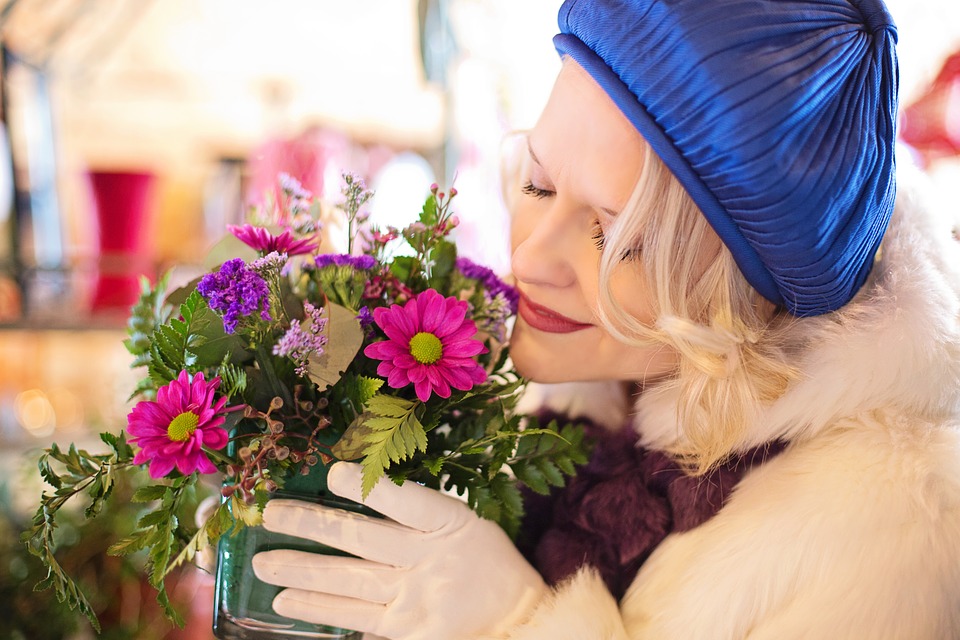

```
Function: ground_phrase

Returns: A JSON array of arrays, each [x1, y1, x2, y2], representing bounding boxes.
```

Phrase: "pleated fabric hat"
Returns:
[[555, 0, 899, 316]]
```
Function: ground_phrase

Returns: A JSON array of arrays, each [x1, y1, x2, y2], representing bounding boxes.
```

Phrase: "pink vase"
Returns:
[[86, 170, 156, 313]]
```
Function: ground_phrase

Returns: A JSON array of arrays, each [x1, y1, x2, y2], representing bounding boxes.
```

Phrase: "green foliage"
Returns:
[[419, 193, 439, 227], [427, 239, 457, 287], [21, 434, 137, 632], [328, 365, 590, 536], [389, 255, 416, 282], [429, 415, 588, 537], [4, 472, 208, 640], [168, 500, 234, 574], [313, 265, 370, 309], [124, 275, 173, 398], [124, 275, 172, 362], [217, 355, 248, 400], [147, 291, 247, 390], [331, 394, 429, 497], [20, 433, 218, 632], [355, 375, 384, 405], [510, 419, 590, 495]]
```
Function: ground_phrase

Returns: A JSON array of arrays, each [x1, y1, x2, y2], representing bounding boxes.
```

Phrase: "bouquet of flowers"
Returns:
[[22, 172, 588, 633]]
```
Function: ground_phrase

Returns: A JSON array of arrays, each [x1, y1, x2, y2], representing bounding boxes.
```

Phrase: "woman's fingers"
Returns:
[[327, 461, 468, 533], [271, 588, 387, 636], [252, 549, 401, 605], [261, 498, 422, 566]]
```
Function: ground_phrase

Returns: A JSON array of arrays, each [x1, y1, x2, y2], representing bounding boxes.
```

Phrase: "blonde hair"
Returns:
[[501, 129, 798, 472], [596, 143, 797, 472]]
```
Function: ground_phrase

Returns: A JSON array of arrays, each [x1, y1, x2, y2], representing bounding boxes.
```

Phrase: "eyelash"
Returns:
[[522, 181, 639, 261], [593, 220, 641, 262], [521, 182, 553, 199], [590, 221, 607, 251]]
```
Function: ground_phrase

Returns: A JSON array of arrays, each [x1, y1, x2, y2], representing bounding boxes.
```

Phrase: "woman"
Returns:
[[252, 0, 960, 637]]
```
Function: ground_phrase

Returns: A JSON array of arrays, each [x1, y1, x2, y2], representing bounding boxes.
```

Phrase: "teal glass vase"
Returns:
[[212, 461, 370, 639]]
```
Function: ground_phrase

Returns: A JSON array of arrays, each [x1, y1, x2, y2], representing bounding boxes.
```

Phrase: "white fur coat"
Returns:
[[499, 167, 960, 639]]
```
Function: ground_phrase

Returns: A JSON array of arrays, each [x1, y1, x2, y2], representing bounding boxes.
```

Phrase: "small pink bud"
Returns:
[[438, 192, 445, 200], [448, 215, 460, 229], [430, 183, 439, 194], [449, 187, 458, 197]]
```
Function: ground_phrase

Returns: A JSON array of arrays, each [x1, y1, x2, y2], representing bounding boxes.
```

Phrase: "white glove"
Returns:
[[252, 461, 547, 640]]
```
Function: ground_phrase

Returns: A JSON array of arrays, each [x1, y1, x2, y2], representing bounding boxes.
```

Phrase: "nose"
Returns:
[[510, 195, 581, 289]]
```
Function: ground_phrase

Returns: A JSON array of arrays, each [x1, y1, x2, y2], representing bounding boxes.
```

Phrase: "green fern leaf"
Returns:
[[356, 375, 384, 405], [355, 396, 428, 497]]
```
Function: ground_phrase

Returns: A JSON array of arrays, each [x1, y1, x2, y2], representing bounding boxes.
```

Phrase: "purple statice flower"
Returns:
[[356, 306, 374, 328], [198, 258, 272, 334], [480, 290, 515, 343], [455, 257, 519, 313], [273, 302, 328, 377], [250, 251, 288, 278], [314, 253, 376, 270]]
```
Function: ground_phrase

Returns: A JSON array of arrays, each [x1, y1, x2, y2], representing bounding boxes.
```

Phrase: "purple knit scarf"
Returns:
[[516, 414, 782, 599]]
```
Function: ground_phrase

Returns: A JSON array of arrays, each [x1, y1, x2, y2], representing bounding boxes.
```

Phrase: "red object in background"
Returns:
[[87, 170, 156, 312], [900, 50, 960, 163]]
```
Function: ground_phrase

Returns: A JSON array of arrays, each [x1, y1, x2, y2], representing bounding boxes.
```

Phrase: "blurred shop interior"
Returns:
[[0, 0, 958, 638]]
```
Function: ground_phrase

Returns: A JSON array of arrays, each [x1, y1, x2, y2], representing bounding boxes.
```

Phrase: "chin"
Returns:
[[509, 341, 578, 383]]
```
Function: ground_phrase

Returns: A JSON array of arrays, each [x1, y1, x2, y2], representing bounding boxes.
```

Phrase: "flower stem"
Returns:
[[255, 343, 293, 407], [203, 447, 234, 467]]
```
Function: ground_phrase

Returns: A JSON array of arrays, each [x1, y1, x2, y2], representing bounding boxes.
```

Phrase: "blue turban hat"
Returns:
[[555, 0, 899, 316]]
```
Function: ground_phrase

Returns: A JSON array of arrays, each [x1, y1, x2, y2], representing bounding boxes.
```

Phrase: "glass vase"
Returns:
[[212, 461, 372, 639]]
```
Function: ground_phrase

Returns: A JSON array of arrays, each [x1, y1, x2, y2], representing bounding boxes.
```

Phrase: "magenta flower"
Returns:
[[127, 371, 230, 479], [364, 289, 488, 402], [228, 224, 319, 256]]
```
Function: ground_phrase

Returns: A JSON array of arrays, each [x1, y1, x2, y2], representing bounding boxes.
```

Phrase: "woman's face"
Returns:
[[509, 60, 678, 383]]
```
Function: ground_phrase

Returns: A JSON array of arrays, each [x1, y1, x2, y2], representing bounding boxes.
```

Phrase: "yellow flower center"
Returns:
[[167, 411, 200, 442], [409, 331, 443, 365]]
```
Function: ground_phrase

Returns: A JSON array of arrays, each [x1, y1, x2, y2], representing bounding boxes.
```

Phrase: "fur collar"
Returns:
[[635, 158, 960, 451]]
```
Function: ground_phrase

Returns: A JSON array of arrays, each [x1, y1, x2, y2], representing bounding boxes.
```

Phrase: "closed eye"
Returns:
[[521, 182, 554, 199], [592, 220, 641, 262]]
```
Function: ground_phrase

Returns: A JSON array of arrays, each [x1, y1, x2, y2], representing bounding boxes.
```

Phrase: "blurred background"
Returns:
[[0, 0, 958, 638]]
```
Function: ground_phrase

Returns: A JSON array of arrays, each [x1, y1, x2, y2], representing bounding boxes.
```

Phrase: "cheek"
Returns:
[[607, 263, 657, 326]]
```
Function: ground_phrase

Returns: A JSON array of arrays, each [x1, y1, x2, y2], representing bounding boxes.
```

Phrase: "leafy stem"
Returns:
[[21, 434, 137, 632], [202, 446, 235, 468], [254, 342, 294, 407]]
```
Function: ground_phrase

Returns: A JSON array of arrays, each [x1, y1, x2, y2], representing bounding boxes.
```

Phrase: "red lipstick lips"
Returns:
[[517, 292, 593, 334]]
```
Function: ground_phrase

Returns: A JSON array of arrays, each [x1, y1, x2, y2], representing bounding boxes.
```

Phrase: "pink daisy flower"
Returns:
[[228, 223, 319, 256], [364, 289, 488, 402], [127, 370, 230, 479]]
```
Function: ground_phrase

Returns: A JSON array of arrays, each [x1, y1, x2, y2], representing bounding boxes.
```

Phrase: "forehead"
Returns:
[[529, 59, 647, 213]]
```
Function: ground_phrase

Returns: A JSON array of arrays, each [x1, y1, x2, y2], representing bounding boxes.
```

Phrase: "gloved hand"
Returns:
[[252, 461, 547, 640]]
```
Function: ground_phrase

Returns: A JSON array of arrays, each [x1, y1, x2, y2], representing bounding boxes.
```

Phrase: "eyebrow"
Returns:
[[527, 137, 622, 218]]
